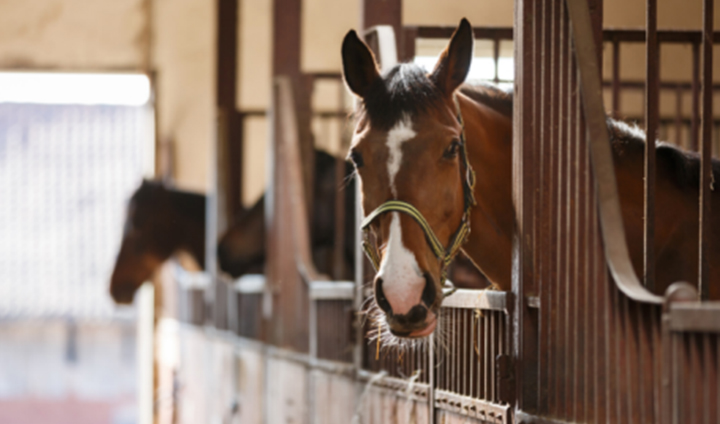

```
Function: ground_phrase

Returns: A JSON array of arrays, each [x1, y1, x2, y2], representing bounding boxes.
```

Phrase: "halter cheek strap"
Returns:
[[360, 97, 477, 289]]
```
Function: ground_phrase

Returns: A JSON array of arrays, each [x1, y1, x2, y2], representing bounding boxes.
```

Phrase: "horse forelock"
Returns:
[[359, 63, 445, 130]]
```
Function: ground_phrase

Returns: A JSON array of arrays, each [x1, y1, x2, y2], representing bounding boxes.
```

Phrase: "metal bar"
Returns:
[[442, 289, 508, 311], [601, 80, 720, 91], [612, 40, 621, 119], [669, 303, 720, 332], [644, 0, 659, 293], [484, 310, 489, 399], [549, 0, 563, 414], [692, 43, 701, 151], [463, 310, 468, 397], [602, 28, 720, 43], [491, 311, 496, 402], [539, 0, 552, 412], [428, 332, 435, 422], [699, 0, 714, 300], [410, 26, 514, 41], [568, 15, 586, 418], [493, 38, 501, 84], [675, 86, 684, 147], [513, 0, 541, 412]]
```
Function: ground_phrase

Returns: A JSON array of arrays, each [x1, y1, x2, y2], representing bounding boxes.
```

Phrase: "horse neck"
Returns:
[[458, 94, 514, 289], [168, 190, 207, 269]]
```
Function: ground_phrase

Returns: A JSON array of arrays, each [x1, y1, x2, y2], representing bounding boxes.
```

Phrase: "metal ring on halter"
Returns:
[[360, 96, 476, 294]]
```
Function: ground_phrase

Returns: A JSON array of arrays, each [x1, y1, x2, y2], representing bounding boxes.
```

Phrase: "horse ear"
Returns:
[[342, 30, 381, 98], [430, 18, 474, 96]]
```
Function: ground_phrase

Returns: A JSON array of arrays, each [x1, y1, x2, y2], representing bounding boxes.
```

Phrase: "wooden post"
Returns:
[[209, 0, 241, 330], [267, 0, 312, 351]]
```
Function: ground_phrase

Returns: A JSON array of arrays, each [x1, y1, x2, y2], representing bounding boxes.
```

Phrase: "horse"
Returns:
[[340, 18, 720, 339], [110, 180, 206, 304]]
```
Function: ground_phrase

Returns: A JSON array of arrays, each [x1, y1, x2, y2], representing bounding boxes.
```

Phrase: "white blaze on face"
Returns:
[[377, 213, 425, 315], [386, 116, 416, 196]]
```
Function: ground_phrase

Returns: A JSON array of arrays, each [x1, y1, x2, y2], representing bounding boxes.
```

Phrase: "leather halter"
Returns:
[[360, 97, 477, 289]]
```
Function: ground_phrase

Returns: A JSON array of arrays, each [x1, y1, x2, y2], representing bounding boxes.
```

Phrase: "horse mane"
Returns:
[[608, 119, 720, 191], [459, 83, 513, 118], [132, 180, 205, 220]]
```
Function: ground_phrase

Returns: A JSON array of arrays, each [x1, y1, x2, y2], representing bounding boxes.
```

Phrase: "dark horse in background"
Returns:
[[110, 151, 488, 304], [110, 180, 205, 304]]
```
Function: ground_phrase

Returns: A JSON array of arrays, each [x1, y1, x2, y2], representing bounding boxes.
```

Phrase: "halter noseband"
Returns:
[[360, 97, 477, 290]]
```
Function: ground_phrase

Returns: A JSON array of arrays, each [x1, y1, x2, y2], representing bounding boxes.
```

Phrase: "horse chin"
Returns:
[[406, 318, 437, 338], [387, 311, 438, 340]]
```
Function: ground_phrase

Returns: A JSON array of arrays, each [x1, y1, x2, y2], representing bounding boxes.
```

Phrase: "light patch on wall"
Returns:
[[0, 72, 150, 105], [413, 56, 514, 82]]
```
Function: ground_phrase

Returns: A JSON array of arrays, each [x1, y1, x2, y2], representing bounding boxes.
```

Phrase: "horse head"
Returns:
[[342, 19, 475, 338], [110, 180, 205, 304]]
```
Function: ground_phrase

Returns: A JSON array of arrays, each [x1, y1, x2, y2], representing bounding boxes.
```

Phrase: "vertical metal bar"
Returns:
[[540, 0, 553, 413], [689, 334, 699, 424], [463, 310, 468, 396], [672, 333, 680, 424], [452, 307, 456, 392], [484, 312, 489, 399], [675, 86, 684, 148], [644, 0, 659, 293], [491, 310, 496, 402], [514, 0, 541, 412], [692, 43, 701, 152], [612, 39, 621, 119], [493, 38, 501, 84], [474, 312, 479, 398], [470, 310, 475, 398], [309, 299, 317, 358], [428, 331, 435, 423], [699, 0, 714, 300], [702, 334, 712, 424], [716, 335, 719, 424]]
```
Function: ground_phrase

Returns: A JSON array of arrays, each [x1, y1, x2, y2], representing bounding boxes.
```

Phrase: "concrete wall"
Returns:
[[0, 0, 149, 70], [151, 0, 216, 193]]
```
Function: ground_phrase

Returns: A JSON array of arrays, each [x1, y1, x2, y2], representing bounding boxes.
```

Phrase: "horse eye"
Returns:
[[348, 150, 364, 168], [443, 140, 461, 159]]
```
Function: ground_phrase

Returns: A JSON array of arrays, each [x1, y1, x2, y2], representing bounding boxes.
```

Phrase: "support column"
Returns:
[[209, 0, 240, 330]]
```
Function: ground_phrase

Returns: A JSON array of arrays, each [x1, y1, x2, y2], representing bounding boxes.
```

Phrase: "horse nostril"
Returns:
[[375, 278, 393, 315], [421, 272, 436, 307]]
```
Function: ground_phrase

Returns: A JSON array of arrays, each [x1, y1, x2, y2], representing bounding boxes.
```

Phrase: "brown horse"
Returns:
[[110, 180, 206, 304], [341, 18, 720, 339]]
